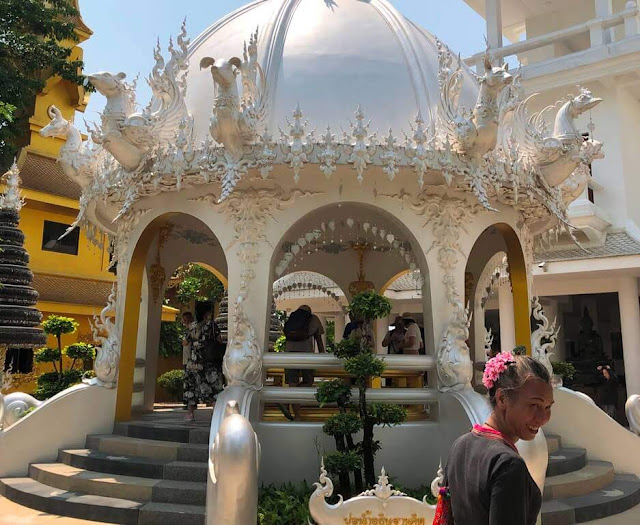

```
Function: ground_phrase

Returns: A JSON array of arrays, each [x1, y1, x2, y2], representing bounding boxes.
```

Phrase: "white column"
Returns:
[[618, 277, 640, 396], [375, 317, 389, 355], [486, 0, 503, 49], [498, 281, 516, 353], [590, 0, 613, 46], [334, 313, 345, 343], [474, 300, 487, 363]]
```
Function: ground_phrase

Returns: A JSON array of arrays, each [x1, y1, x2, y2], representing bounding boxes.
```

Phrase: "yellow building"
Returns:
[[3, 1, 176, 393]]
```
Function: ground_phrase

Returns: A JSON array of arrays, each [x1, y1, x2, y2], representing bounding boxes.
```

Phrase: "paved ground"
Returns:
[[0, 496, 103, 524], [583, 504, 640, 523]]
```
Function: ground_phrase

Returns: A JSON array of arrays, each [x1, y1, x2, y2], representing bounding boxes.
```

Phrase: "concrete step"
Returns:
[[547, 447, 588, 477], [542, 474, 640, 524], [546, 433, 562, 454], [59, 449, 208, 482], [543, 461, 615, 501], [0, 477, 141, 525], [29, 463, 157, 503], [138, 501, 205, 525], [114, 421, 210, 444], [86, 434, 209, 462]]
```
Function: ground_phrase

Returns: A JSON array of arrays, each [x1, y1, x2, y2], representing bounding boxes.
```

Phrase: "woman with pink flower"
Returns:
[[436, 353, 554, 525]]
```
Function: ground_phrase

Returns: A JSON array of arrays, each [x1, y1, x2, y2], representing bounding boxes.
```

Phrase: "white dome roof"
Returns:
[[185, 0, 479, 142]]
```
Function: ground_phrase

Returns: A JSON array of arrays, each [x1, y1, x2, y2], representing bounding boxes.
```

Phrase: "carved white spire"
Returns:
[[0, 161, 24, 211]]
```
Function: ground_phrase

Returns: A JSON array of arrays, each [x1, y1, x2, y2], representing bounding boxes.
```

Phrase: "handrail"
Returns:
[[262, 352, 435, 371], [261, 386, 438, 404], [465, 6, 640, 67]]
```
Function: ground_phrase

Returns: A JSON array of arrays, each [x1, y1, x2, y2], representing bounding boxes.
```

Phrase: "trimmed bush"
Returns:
[[157, 369, 185, 401]]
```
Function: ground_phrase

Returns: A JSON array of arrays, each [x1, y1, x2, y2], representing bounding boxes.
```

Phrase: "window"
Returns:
[[3, 348, 33, 374], [42, 220, 80, 255]]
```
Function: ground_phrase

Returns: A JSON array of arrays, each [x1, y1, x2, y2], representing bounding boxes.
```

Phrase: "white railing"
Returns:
[[262, 352, 435, 371], [465, 4, 640, 71], [261, 386, 438, 405]]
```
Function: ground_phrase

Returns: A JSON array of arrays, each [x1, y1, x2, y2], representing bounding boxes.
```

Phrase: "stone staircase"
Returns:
[[541, 433, 640, 524], [2, 409, 640, 524], [0, 409, 211, 524]]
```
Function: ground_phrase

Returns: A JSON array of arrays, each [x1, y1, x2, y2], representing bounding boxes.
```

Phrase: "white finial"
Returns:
[[0, 160, 24, 211]]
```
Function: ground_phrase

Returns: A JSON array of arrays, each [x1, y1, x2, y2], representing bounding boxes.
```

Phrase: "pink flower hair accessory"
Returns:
[[483, 352, 516, 390]]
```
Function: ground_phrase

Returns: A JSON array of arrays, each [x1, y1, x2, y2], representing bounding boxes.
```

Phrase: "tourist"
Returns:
[[439, 353, 553, 525], [397, 313, 422, 355], [382, 316, 405, 355], [183, 309, 216, 422], [597, 364, 618, 419], [201, 309, 225, 404], [283, 305, 325, 420], [342, 312, 359, 340], [181, 311, 194, 410]]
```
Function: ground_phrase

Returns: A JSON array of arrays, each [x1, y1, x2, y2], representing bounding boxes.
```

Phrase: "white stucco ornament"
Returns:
[[438, 299, 474, 392], [0, 162, 24, 211], [625, 395, 640, 436], [39, 106, 104, 190], [85, 286, 119, 388], [530, 296, 559, 378], [508, 88, 602, 187], [309, 462, 436, 524]]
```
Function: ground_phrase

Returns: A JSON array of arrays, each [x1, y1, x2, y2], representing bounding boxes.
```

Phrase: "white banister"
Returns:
[[262, 352, 436, 371], [464, 5, 640, 70], [261, 386, 438, 405]]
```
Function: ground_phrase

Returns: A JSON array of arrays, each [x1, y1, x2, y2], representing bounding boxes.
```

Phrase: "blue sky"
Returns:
[[77, 0, 487, 129]]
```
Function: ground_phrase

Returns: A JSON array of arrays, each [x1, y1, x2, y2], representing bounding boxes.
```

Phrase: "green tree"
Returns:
[[158, 320, 184, 358], [41, 315, 78, 380], [0, 0, 91, 171], [173, 263, 225, 306], [317, 291, 406, 492]]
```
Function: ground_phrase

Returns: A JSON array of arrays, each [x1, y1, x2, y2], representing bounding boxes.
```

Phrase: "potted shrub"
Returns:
[[551, 361, 576, 388]]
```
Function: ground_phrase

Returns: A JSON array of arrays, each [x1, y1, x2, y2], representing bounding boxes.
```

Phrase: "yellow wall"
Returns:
[[19, 203, 113, 280]]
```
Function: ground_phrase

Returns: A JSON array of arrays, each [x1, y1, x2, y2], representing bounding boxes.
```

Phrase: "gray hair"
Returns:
[[488, 355, 551, 407]]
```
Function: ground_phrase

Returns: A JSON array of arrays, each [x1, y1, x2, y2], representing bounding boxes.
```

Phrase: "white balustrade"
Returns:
[[261, 386, 438, 405], [262, 352, 436, 371], [465, 3, 640, 71]]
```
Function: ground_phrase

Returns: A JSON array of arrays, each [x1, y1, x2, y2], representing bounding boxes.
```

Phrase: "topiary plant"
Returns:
[[157, 369, 185, 402], [552, 361, 576, 380], [42, 315, 78, 381]]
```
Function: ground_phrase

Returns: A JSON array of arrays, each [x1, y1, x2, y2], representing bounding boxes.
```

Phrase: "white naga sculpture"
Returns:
[[510, 88, 602, 187], [208, 401, 260, 525], [88, 21, 191, 173], [199, 28, 266, 158], [85, 286, 119, 388], [530, 296, 559, 378], [0, 353, 41, 430], [625, 395, 640, 436], [39, 105, 102, 189], [437, 43, 513, 160]]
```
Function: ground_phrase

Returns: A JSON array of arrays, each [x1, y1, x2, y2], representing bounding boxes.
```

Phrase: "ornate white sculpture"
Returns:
[[0, 162, 24, 211], [438, 299, 474, 392], [484, 327, 494, 358], [0, 347, 42, 430], [309, 462, 436, 524], [89, 21, 190, 172], [200, 28, 265, 157], [437, 43, 512, 160], [39, 106, 102, 189], [208, 401, 260, 525], [510, 88, 602, 187], [530, 296, 559, 378], [85, 286, 119, 388], [625, 395, 640, 436], [558, 141, 605, 204]]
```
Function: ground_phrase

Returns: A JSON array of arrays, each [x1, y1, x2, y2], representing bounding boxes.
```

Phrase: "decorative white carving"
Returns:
[[0, 162, 24, 211], [436, 43, 512, 160], [309, 464, 436, 523], [430, 460, 445, 499], [508, 88, 602, 187], [200, 28, 265, 158], [438, 299, 474, 392], [85, 286, 119, 388], [194, 185, 320, 387], [484, 327, 494, 358], [625, 395, 640, 436], [530, 296, 559, 379], [317, 126, 341, 179], [39, 107, 102, 189], [279, 103, 314, 184], [345, 106, 376, 184], [89, 21, 190, 172], [559, 141, 604, 205]]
